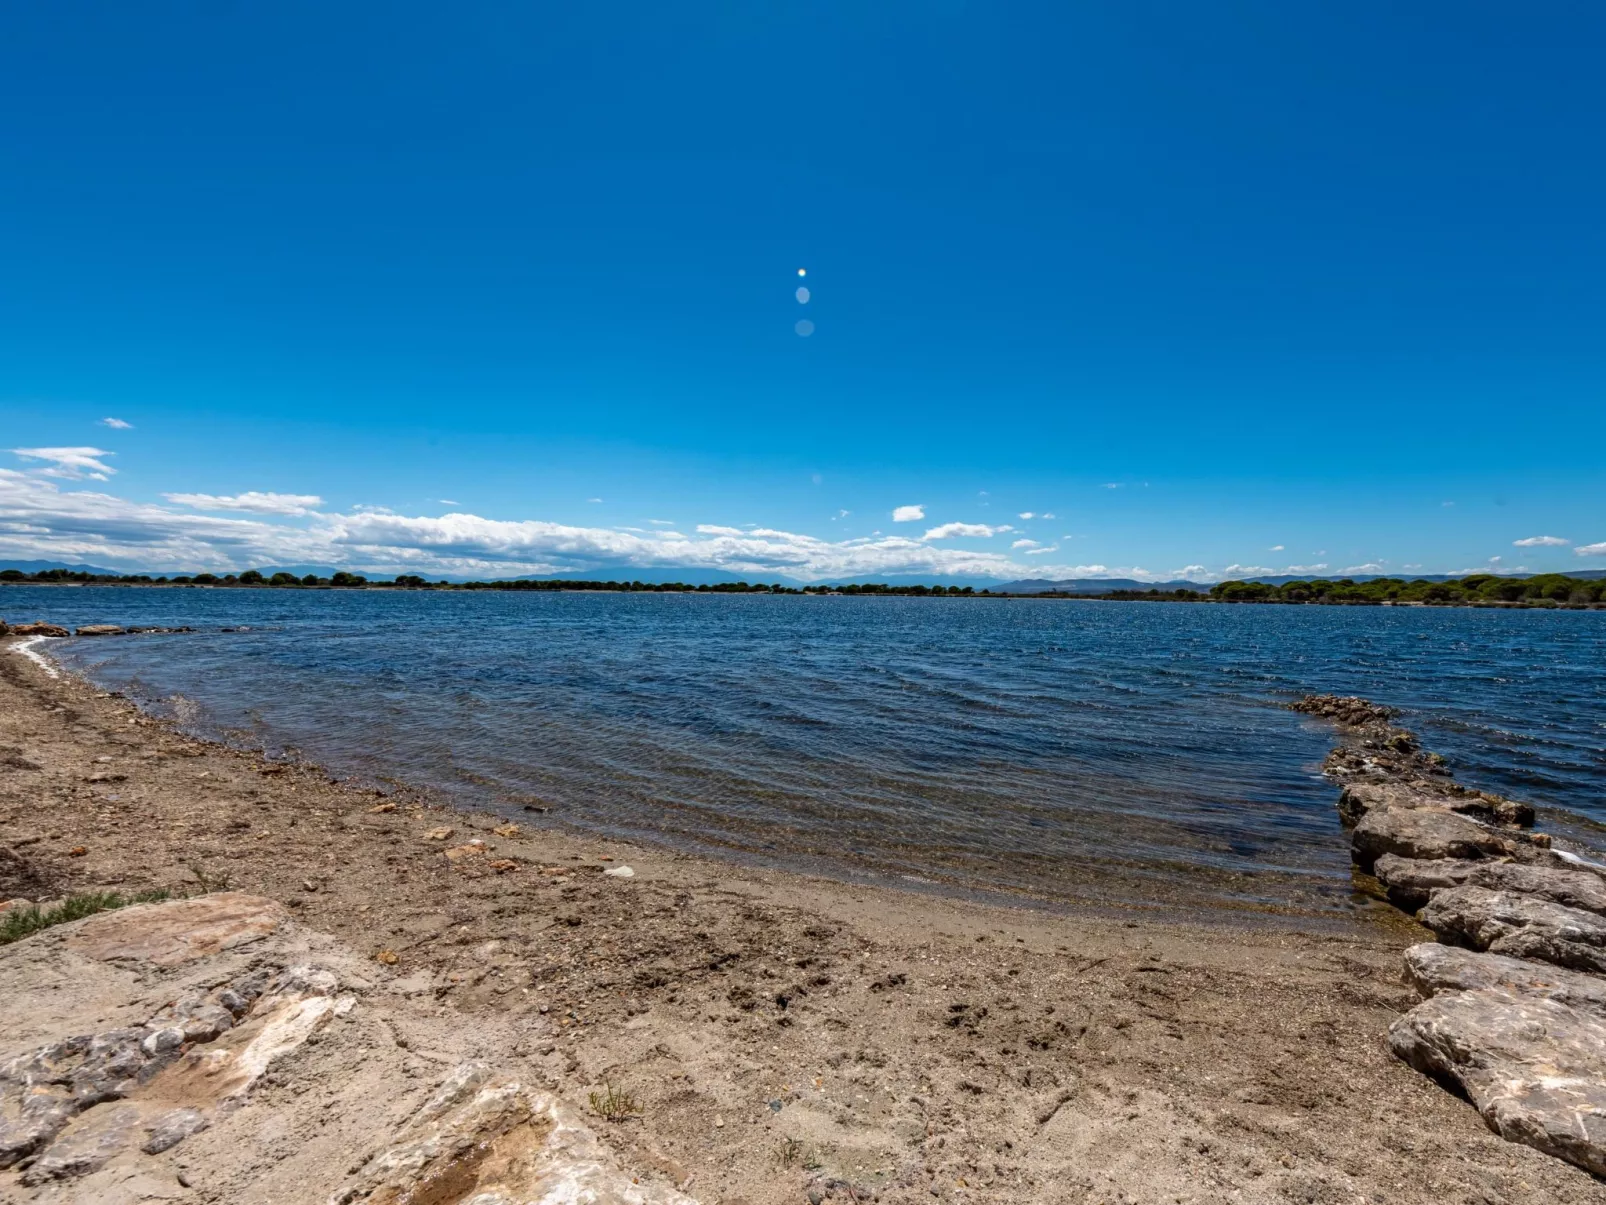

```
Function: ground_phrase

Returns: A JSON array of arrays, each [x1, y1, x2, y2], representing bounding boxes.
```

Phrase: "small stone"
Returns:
[[423, 827, 454, 841], [493, 823, 521, 838], [376, 949, 400, 965], [141, 1108, 210, 1154], [67, 846, 88, 857], [141, 1027, 186, 1057], [603, 866, 635, 879], [369, 802, 397, 814], [714, 1116, 725, 1128]]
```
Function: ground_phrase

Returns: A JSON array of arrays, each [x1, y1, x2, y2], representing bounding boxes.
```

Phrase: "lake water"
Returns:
[[6, 586, 1605, 920]]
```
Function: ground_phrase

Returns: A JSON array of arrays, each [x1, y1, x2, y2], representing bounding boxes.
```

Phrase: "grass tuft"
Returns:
[[587, 1082, 639, 1123], [0, 889, 172, 945]]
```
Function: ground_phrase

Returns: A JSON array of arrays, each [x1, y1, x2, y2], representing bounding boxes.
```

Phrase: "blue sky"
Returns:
[[2, 2, 1603, 581]]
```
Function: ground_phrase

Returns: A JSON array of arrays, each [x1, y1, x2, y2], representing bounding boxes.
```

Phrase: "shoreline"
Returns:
[[3, 636, 1604, 1201]]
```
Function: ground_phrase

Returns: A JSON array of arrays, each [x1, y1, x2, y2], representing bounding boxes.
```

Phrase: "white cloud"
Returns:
[[1169, 565, 1208, 579], [648, 519, 676, 526], [1268, 545, 1284, 551], [100, 418, 133, 430], [0, 469, 1056, 582], [1024, 545, 1058, 556], [1041, 512, 1055, 520], [1488, 556, 1502, 564], [1513, 535, 1568, 547], [1285, 563, 1329, 574], [1340, 563, 1385, 574], [164, 491, 325, 517], [1011, 538, 1038, 549], [1224, 564, 1276, 577], [892, 505, 925, 522], [11, 447, 116, 480], [586, 497, 603, 504], [1101, 483, 1121, 490], [1577, 542, 1606, 557], [1018, 512, 1034, 519], [438, 499, 461, 507], [924, 522, 1009, 541]]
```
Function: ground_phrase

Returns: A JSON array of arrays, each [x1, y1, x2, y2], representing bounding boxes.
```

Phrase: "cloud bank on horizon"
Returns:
[[1, 453, 1602, 583]]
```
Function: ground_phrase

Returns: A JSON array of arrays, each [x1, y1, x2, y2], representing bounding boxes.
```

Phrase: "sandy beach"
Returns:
[[3, 634, 1602, 1204]]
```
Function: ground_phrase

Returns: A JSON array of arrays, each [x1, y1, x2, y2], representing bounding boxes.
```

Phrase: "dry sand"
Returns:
[[2, 635, 1602, 1204]]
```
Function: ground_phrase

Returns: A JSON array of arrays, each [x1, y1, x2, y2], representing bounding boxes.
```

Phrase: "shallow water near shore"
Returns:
[[7, 585, 1605, 918]]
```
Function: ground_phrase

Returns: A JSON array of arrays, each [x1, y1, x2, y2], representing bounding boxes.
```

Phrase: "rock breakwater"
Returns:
[[1298, 693, 1606, 1177]]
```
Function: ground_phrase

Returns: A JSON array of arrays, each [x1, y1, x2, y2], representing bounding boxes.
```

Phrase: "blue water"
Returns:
[[7, 586, 1605, 916]]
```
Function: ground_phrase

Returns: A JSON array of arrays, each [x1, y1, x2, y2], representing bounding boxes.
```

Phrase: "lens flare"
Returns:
[[796, 287, 810, 304], [795, 319, 815, 337]]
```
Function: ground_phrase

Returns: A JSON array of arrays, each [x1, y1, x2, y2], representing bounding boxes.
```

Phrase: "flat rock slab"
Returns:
[[1375, 856, 1606, 914], [64, 893, 285, 966], [1339, 783, 1532, 828], [1420, 885, 1606, 975], [1351, 807, 1512, 872], [1, 896, 696, 1203], [337, 1061, 695, 1205], [1391, 986, 1606, 1177], [1404, 943, 1606, 1016]]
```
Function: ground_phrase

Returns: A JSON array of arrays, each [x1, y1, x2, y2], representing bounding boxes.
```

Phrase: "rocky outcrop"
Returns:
[[1299, 692, 1606, 1179], [1338, 782, 1533, 828], [1374, 855, 1606, 914], [1419, 885, 1606, 975], [1389, 987, 1606, 1177], [8, 625, 68, 638], [72, 626, 124, 637], [0, 892, 696, 1203], [1403, 943, 1606, 1015], [1350, 806, 1513, 871]]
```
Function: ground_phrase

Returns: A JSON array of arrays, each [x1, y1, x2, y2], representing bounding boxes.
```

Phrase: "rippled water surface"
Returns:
[[8, 586, 1605, 917]]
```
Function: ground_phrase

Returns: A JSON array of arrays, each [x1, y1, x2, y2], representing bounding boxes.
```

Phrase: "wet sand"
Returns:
[[2, 635, 1601, 1204]]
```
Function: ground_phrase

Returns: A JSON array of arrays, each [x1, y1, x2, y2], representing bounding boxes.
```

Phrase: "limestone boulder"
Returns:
[[1390, 987, 1606, 1177], [1374, 856, 1606, 914], [1339, 782, 1532, 828], [1403, 943, 1606, 1016], [73, 626, 124, 638], [1420, 885, 1606, 974], [8, 624, 68, 638], [1351, 807, 1512, 872]]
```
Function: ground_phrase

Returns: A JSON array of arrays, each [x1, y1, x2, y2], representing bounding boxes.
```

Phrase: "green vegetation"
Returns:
[[1, 566, 1600, 606], [0, 889, 172, 945], [1205, 572, 1605, 607], [588, 1081, 640, 1122], [0, 567, 983, 595]]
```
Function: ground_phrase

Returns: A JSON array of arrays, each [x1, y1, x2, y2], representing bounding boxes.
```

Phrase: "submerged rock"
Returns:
[[1420, 885, 1606, 974], [1351, 807, 1512, 872], [73, 625, 124, 637], [1403, 943, 1606, 1016], [1390, 987, 1606, 1177], [1374, 855, 1606, 914]]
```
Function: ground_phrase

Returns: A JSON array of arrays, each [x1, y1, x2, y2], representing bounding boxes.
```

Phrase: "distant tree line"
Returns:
[[0, 568, 983, 596], [1205, 573, 1604, 606], [2, 567, 1600, 606]]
